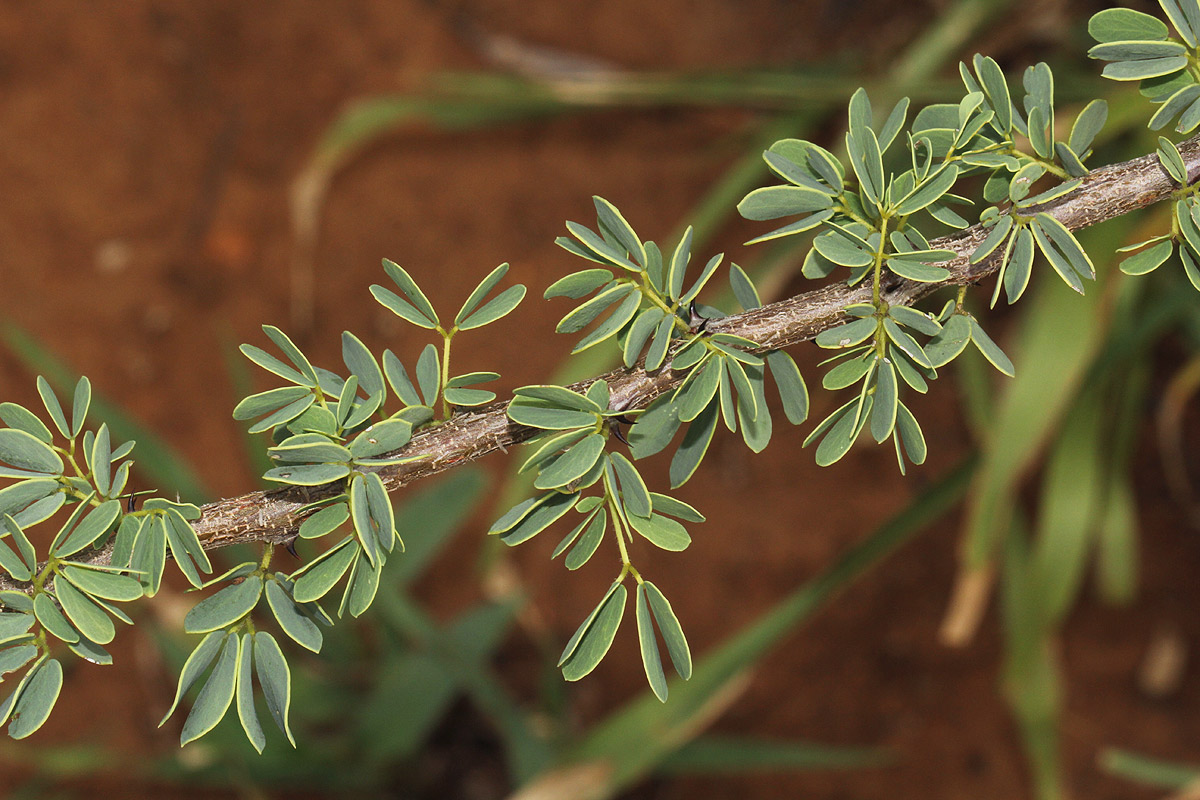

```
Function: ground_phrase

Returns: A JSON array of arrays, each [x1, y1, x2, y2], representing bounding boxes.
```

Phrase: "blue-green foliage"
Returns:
[[2, 2, 1200, 753], [159, 261, 527, 749], [0, 376, 207, 738], [495, 197, 812, 699]]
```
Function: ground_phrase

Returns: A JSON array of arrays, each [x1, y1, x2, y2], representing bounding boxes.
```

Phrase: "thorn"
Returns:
[[285, 536, 300, 559], [612, 424, 630, 446]]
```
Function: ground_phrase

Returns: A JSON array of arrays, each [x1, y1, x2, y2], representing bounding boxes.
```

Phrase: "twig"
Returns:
[[5, 134, 1196, 592]]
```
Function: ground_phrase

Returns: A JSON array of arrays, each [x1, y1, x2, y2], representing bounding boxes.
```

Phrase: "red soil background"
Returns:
[[0, 1, 1197, 798]]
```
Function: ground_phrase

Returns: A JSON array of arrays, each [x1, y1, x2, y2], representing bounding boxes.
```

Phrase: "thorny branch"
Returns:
[[5, 134, 1198, 592]]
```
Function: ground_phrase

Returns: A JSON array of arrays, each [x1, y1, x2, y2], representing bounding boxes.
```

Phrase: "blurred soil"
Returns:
[[0, 1, 1197, 798]]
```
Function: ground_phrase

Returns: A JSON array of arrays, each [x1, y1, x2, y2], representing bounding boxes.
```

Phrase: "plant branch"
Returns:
[[7, 133, 1197, 592]]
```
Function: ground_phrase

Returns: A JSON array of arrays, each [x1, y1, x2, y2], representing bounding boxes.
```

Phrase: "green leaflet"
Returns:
[[870, 358, 899, 444], [557, 283, 636, 334], [635, 584, 668, 702], [292, 537, 358, 603], [650, 493, 705, 523], [593, 196, 647, 266], [560, 583, 627, 681], [340, 547, 383, 618], [55, 577, 115, 645], [491, 491, 579, 546], [35, 377, 70, 439], [564, 508, 607, 571], [669, 400, 719, 488], [233, 386, 313, 423], [0, 611, 34, 645], [0, 645, 36, 678], [70, 376, 91, 438], [180, 632, 239, 746], [627, 513, 692, 552], [0, 429, 62, 476], [458, 284, 526, 331], [60, 565, 142, 602], [160, 630, 224, 725], [623, 308, 666, 368], [1088, 8, 1169, 42], [382, 349, 423, 408], [34, 593, 78, 644], [675, 357, 722, 423], [376, 259, 439, 327], [0, 517, 35, 582], [644, 581, 692, 680], [184, 576, 264, 634], [8, 657, 62, 740], [265, 577, 324, 653], [453, 262, 516, 326], [348, 419, 412, 462], [299, 503, 349, 540], [572, 290, 643, 354], [415, 344, 440, 408], [130, 514, 167, 596], [610, 452, 652, 519], [923, 313, 972, 367], [737, 185, 836, 221], [260, 326, 320, 387], [533, 434, 606, 491], [357, 471, 397, 555], [235, 632, 266, 753], [815, 317, 877, 350], [162, 509, 212, 588], [1120, 240, 1174, 275], [969, 317, 1016, 376], [53, 500, 120, 559], [254, 631, 296, 747], [544, 269, 613, 300], [340, 331, 385, 399]]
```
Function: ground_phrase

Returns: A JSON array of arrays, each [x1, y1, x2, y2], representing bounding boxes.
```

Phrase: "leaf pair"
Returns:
[[1089, 5, 1200, 133], [556, 579, 692, 702], [805, 355, 926, 473], [109, 501, 210, 593], [737, 139, 841, 244], [263, 419, 416, 487], [371, 260, 525, 333], [161, 630, 294, 752], [1117, 195, 1200, 291], [924, 309, 1016, 377]]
